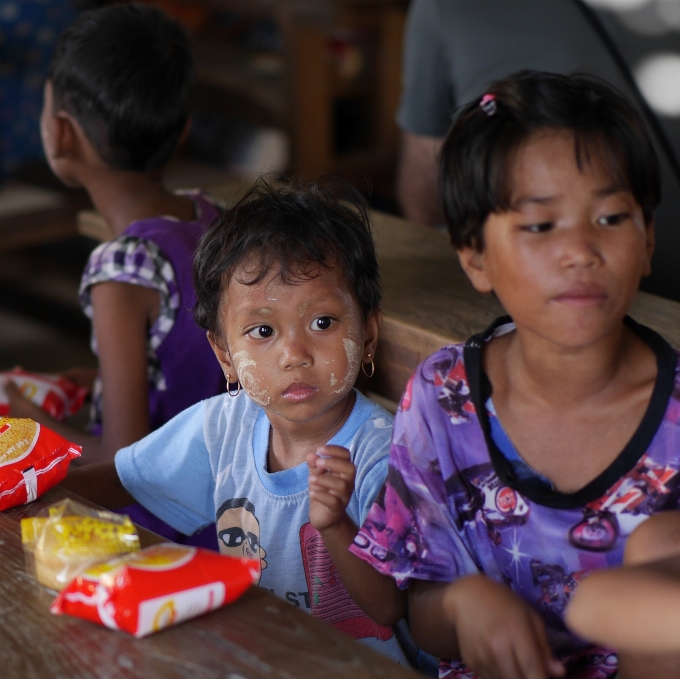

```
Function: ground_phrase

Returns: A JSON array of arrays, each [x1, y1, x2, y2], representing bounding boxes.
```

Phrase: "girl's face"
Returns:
[[208, 260, 380, 429], [458, 129, 654, 349]]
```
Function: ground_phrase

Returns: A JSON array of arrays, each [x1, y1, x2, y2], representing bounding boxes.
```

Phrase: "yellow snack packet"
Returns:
[[21, 498, 140, 591]]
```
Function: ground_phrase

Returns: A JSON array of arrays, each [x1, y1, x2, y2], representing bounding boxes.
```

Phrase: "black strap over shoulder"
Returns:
[[464, 315, 677, 508]]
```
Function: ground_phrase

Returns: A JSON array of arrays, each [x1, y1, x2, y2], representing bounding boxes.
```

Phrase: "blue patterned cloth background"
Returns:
[[0, 0, 76, 180]]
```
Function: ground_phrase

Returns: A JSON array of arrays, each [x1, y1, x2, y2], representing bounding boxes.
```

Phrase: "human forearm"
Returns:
[[409, 575, 563, 679], [567, 556, 680, 653], [320, 514, 406, 626]]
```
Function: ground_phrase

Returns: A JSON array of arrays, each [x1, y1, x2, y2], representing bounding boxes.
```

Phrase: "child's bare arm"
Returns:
[[59, 461, 135, 509], [566, 512, 680, 653], [409, 575, 565, 679], [307, 445, 406, 626]]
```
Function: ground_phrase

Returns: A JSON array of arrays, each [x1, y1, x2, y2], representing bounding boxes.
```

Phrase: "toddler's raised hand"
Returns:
[[307, 445, 355, 533]]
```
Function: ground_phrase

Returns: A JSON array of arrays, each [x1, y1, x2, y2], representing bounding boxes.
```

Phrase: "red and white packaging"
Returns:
[[0, 369, 88, 421], [0, 417, 81, 511], [51, 543, 259, 637]]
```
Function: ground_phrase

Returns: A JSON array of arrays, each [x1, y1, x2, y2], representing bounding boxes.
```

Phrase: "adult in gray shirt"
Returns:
[[398, 0, 680, 300]]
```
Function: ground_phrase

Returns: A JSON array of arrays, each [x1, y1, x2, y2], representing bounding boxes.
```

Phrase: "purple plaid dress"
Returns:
[[80, 190, 225, 549], [351, 316, 680, 679]]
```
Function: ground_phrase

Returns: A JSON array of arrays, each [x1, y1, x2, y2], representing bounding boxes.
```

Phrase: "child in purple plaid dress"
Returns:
[[7, 4, 225, 548]]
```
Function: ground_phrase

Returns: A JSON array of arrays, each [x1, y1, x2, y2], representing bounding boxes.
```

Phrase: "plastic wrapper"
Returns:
[[51, 543, 259, 636], [0, 417, 81, 511], [0, 368, 88, 421], [21, 499, 140, 591]]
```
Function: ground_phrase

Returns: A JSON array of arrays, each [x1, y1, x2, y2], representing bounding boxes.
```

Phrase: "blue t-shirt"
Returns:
[[115, 389, 407, 663]]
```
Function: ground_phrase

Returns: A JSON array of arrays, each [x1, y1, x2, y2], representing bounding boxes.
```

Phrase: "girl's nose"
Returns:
[[559, 223, 603, 269]]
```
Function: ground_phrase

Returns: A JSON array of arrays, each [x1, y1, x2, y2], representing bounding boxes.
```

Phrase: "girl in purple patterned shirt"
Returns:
[[347, 72, 680, 679]]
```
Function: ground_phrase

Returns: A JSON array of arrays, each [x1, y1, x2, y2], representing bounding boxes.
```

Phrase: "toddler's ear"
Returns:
[[207, 331, 233, 377], [457, 246, 494, 294], [362, 309, 382, 362]]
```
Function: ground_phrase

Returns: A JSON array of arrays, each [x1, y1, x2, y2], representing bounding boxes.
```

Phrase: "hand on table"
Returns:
[[5, 381, 48, 421]]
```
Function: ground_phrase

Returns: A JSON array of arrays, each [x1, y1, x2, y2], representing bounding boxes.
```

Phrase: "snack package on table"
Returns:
[[0, 417, 81, 511], [52, 543, 259, 636], [0, 368, 88, 421], [21, 499, 140, 591]]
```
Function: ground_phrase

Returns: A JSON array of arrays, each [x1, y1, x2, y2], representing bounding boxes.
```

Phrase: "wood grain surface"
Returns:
[[0, 486, 420, 679]]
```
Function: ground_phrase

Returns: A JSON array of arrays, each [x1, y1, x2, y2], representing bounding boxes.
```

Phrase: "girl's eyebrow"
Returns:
[[250, 307, 273, 316], [513, 185, 627, 208]]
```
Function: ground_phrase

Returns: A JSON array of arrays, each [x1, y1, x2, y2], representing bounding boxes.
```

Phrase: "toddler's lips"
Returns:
[[281, 382, 318, 401]]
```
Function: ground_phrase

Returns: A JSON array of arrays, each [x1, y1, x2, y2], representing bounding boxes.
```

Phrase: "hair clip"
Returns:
[[480, 93, 497, 116]]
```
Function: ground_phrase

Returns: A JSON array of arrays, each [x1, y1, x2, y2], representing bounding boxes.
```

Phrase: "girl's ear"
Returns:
[[207, 331, 234, 379], [457, 246, 494, 294], [362, 309, 383, 362]]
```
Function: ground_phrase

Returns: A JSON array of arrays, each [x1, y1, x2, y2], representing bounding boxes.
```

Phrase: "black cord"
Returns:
[[574, 0, 680, 186]]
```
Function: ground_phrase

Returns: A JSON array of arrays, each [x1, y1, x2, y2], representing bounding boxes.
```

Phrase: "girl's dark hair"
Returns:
[[48, 3, 194, 173], [440, 70, 661, 251], [193, 178, 381, 339]]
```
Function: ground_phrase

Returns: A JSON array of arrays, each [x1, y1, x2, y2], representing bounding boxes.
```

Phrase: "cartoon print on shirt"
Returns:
[[446, 463, 530, 546], [300, 521, 393, 641], [530, 559, 587, 629], [568, 455, 680, 551], [216, 497, 267, 583], [420, 347, 475, 424]]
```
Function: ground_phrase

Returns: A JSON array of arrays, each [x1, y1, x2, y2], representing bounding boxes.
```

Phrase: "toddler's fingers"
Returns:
[[310, 472, 351, 496], [314, 456, 355, 479], [316, 445, 351, 461]]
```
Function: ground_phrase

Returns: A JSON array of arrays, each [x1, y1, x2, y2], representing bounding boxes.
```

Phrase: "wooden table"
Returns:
[[0, 486, 419, 679]]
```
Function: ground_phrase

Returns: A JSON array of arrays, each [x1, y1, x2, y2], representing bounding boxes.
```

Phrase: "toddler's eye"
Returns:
[[247, 325, 274, 339], [522, 222, 553, 234], [311, 316, 333, 331], [598, 213, 629, 226]]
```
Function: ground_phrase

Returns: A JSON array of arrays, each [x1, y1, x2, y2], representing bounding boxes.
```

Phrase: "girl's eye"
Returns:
[[247, 325, 274, 339], [598, 213, 630, 226], [311, 316, 333, 331], [522, 222, 553, 234]]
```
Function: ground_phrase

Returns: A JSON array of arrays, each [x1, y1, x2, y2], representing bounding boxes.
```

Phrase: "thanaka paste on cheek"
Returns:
[[232, 350, 271, 406], [331, 338, 360, 394]]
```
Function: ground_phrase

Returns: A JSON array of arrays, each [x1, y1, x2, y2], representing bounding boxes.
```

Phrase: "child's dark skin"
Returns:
[[404, 128, 655, 679], [7, 81, 195, 464]]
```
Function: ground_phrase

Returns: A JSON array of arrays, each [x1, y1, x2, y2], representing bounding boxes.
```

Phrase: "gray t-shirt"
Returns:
[[115, 389, 408, 664], [399, 0, 680, 301]]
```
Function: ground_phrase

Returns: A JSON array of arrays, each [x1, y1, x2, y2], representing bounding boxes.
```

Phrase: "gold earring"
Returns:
[[226, 375, 241, 397], [361, 353, 375, 378]]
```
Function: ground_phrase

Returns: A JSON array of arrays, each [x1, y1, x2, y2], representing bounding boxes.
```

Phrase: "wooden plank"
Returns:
[[0, 486, 418, 679]]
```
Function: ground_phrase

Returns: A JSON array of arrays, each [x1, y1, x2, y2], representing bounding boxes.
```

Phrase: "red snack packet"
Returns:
[[0, 369, 88, 421], [51, 543, 259, 637], [0, 418, 81, 510]]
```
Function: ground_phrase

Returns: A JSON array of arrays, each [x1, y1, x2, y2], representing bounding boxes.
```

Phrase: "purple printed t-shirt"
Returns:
[[351, 316, 680, 679]]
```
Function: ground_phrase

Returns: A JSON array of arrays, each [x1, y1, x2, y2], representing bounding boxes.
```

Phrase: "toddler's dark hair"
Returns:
[[193, 178, 381, 339], [48, 3, 194, 173], [440, 70, 661, 251]]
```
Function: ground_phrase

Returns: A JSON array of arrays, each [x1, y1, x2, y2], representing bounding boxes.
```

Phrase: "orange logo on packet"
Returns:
[[0, 418, 39, 467], [127, 544, 195, 571], [153, 600, 177, 631]]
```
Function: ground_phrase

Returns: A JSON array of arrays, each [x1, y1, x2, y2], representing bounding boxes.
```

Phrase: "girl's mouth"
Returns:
[[552, 286, 608, 307], [281, 382, 318, 401]]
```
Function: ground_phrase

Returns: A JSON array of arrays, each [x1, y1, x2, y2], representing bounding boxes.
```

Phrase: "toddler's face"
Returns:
[[458, 129, 654, 349], [209, 259, 379, 428]]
